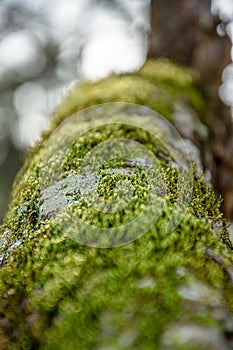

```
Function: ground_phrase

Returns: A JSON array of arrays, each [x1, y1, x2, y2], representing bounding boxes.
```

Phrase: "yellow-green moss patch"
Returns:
[[0, 59, 233, 350]]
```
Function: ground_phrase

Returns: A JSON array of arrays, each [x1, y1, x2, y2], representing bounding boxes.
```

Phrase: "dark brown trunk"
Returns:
[[149, 0, 233, 220]]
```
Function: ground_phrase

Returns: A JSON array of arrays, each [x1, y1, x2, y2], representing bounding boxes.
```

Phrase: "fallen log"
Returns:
[[0, 59, 233, 350]]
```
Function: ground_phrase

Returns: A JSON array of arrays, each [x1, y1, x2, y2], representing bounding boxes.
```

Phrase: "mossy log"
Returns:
[[1, 59, 233, 349]]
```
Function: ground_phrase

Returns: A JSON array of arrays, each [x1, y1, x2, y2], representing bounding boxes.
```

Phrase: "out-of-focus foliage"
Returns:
[[0, 0, 149, 222]]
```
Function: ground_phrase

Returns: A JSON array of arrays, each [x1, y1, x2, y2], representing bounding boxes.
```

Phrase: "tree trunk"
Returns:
[[0, 59, 233, 349], [149, 0, 233, 220]]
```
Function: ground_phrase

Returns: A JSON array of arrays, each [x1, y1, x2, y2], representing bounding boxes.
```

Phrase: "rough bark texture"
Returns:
[[0, 59, 233, 349]]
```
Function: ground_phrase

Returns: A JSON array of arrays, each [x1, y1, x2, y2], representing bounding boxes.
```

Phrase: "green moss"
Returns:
[[0, 59, 233, 349], [49, 58, 205, 131]]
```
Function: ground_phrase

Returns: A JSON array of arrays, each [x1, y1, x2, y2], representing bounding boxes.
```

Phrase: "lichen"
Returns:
[[0, 59, 233, 349]]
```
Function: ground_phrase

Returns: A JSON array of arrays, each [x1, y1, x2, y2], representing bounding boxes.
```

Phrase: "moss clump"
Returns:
[[0, 59, 233, 350], [49, 58, 205, 131]]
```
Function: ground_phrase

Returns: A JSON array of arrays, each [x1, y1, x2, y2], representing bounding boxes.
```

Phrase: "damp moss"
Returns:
[[0, 59, 233, 350], [50, 58, 205, 130]]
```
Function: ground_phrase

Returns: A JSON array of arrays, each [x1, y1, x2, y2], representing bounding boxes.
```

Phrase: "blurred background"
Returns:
[[0, 0, 150, 222], [0, 0, 233, 223]]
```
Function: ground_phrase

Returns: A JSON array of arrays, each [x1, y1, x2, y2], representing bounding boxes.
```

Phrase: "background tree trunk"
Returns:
[[149, 0, 233, 220]]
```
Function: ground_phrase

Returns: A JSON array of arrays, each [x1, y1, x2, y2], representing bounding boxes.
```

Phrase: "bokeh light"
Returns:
[[0, 0, 233, 222]]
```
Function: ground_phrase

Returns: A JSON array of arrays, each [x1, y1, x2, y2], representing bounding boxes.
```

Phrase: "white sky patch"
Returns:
[[0, 30, 46, 79], [222, 63, 233, 81], [219, 62, 233, 107], [226, 21, 233, 44], [211, 0, 233, 22], [13, 112, 48, 148], [219, 81, 233, 105], [13, 82, 48, 147], [14, 82, 47, 115], [211, 0, 233, 108], [80, 10, 148, 80], [46, 0, 87, 40]]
